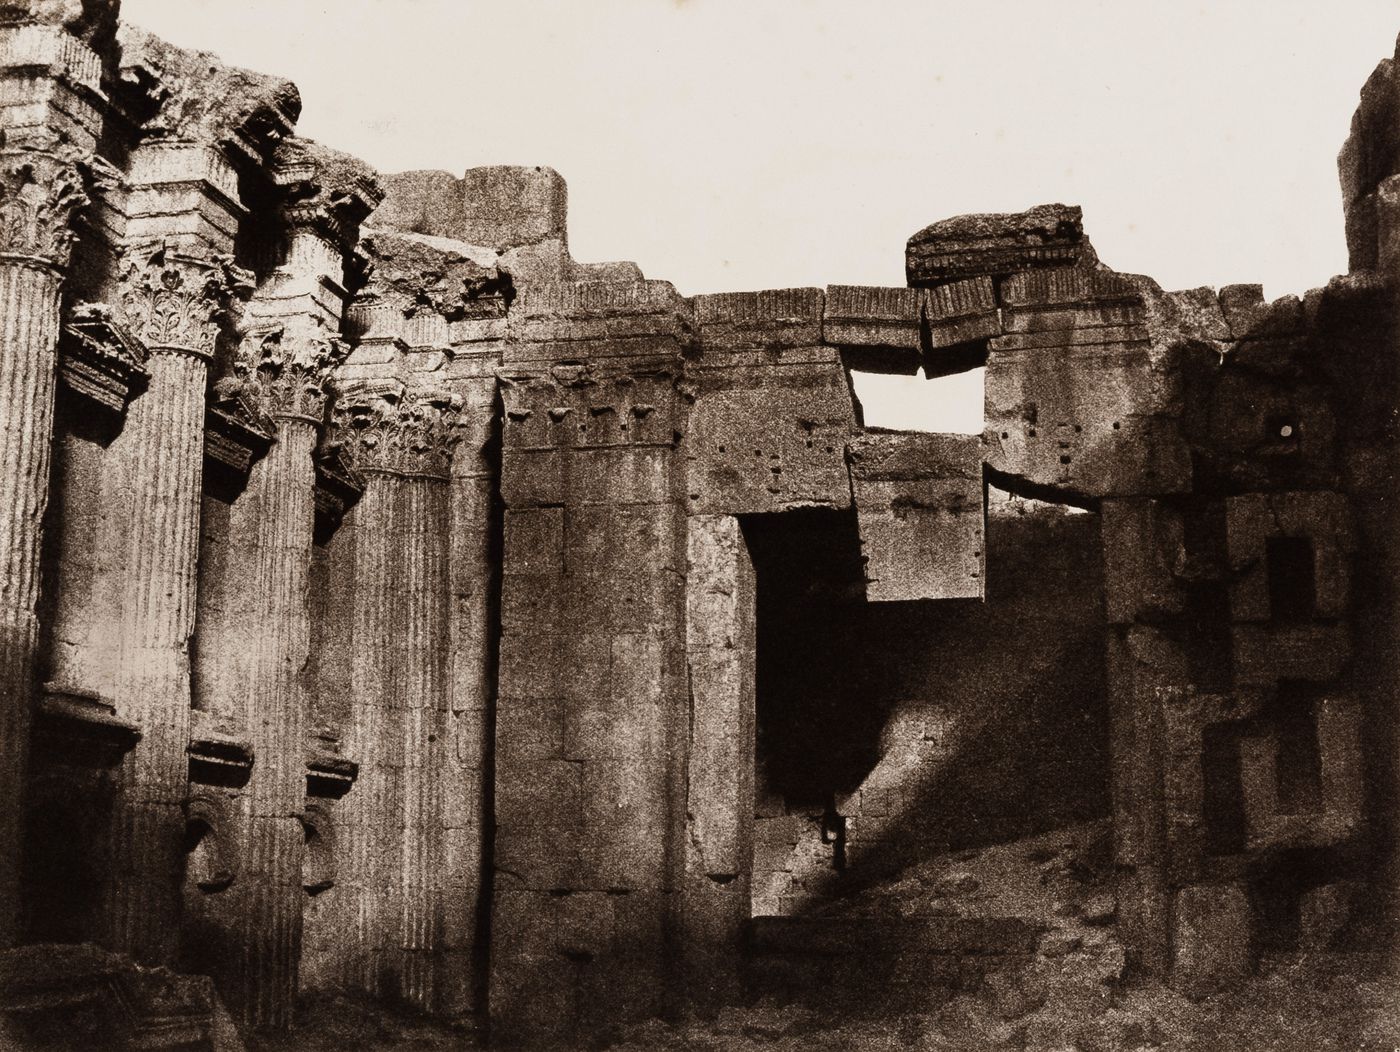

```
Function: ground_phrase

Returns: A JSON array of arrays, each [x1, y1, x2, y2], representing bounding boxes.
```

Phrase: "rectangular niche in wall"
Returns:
[[1265, 536, 1316, 624]]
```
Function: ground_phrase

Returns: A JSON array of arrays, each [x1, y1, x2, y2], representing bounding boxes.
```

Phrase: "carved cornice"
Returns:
[[232, 320, 347, 422], [328, 383, 463, 480], [204, 383, 274, 493], [114, 242, 252, 359], [58, 303, 150, 412], [0, 144, 88, 269], [312, 443, 364, 543]]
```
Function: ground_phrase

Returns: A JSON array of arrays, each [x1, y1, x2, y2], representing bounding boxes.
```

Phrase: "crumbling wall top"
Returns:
[[373, 165, 567, 252], [116, 23, 300, 167]]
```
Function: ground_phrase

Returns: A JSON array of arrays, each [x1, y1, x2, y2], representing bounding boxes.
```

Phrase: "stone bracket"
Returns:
[[306, 749, 358, 799], [204, 388, 274, 498], [34, 683, 140, 766], [187, 731, 254, 789]]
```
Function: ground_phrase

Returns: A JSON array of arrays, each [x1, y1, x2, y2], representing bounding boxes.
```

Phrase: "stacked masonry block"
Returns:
[[685, 289, 856, 516], [492, 280, 692, 1047]]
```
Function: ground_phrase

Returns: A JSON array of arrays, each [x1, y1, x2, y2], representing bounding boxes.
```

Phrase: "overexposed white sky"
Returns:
[[119, 0, 1400, 431]]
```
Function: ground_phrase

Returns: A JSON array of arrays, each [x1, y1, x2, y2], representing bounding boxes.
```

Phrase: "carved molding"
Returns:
[[312, 442, 364, 543], [115, 242, 252, 359], [204, 383, 275, 483], [0, 144, 88, 269], [58, 303, 150, 412], [233, 320, 347, 422], [328, 383, 463, 480]]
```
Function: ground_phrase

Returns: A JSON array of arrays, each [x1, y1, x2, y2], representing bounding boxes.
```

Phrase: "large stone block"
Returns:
[[684, 352, 856, 515], [0, 943, 235, 1052], [502, 507, 564, 575], [921, 275, 1002, 355], [822, 285, 921, 373], [372, 165, 568, 255], [493, 760, 583, 890], [906, 203, 1089, 286], [1100, 498, 1186, 624], [1231, 623, 1351, 687], [984, 341, 1191, 499], [1171, 882, 1254, 997], [848, 432, 984, 601], [693, 288, 823, 349]]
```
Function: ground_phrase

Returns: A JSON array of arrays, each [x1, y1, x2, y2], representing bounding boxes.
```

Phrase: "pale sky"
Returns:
[[118, 0, 1400, 431]]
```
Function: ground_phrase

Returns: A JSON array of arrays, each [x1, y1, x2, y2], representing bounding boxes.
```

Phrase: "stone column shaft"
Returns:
[[106, 345, 209, 963], [399, 475, 450, 1010], [104, 238, 243, 965], [0, 130, 87, 944], [0, 261, 62, 945], [231, 415, 317, 1029], [341, 476, 398, 995], [332, 386, 459, 1008]]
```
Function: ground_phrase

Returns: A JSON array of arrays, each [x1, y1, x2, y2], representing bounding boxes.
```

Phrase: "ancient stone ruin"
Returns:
[[2, 1, 1400, 1049]]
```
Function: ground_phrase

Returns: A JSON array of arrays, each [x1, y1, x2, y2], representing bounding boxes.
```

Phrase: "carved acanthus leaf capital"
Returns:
[[115, 243, 253, 359], [232, 319, 348, 421], [328, 384, 463, 480], [0, 143, 89, 268]]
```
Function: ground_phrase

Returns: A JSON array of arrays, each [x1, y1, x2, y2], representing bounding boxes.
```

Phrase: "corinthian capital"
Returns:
[[115, 243, 253, 359], [0, 143, 88, 269], [328, 383, 462, 480], [233, 320, 348, 422]]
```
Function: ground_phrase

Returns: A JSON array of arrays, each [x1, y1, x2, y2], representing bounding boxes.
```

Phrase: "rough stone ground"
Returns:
[[255, 822, 1400, 1051]]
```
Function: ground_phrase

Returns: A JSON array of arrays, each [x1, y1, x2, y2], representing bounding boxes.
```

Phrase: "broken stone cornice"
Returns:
[[116, 24, 300, 172], [274, 137, 383, 250], [906, 203, 1099, 287]]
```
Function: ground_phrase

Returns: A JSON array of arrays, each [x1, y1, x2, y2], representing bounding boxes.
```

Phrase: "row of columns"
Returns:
[[0, 18, 485, 1033]]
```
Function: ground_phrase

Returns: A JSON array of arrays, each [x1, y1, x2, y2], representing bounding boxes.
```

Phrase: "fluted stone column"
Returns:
[[105, 244, 244, 964], [224, 324, 344, 1027], [331, 386, 460, 1009], [214, 148, 378, 1027], [0, 141, 86, 945]]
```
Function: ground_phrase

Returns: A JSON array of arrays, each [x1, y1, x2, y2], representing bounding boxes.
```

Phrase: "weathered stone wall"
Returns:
[[4, 4, 1400, 1048]]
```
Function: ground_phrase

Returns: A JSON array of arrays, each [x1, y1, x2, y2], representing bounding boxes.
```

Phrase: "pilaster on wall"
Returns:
[[440, 345, 501, 1018], [490, 279, 692, 1048], [681, 514, 756, 1011]]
